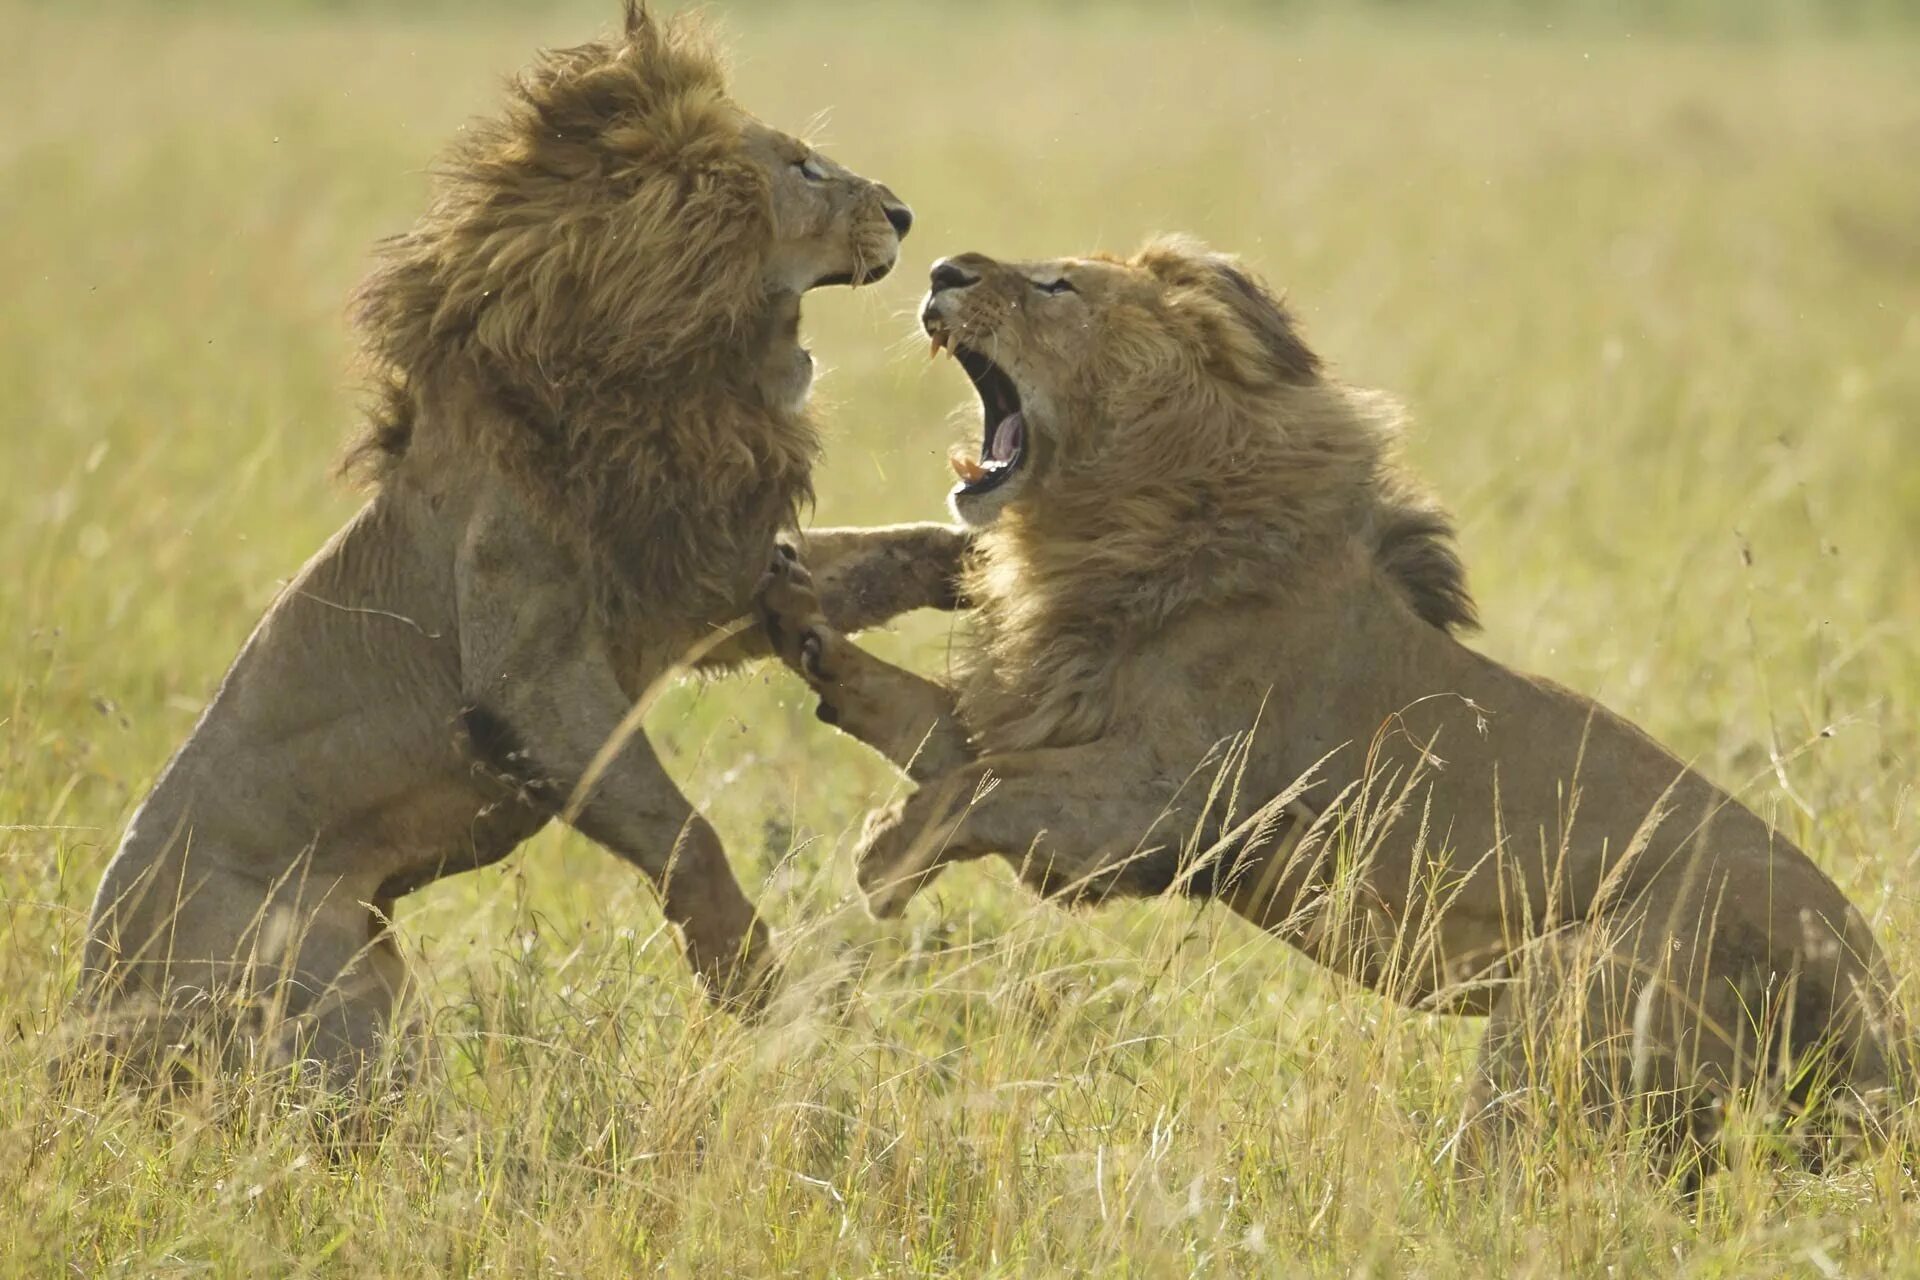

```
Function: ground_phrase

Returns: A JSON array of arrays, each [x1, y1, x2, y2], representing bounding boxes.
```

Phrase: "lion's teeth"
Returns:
[[948, 447, 986, 484], [928, 336, 942, 360]]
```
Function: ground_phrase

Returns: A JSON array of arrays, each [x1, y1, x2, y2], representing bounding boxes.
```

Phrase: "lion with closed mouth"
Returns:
[[760, 238, 1906, 1172], [74, 2, 969, 1084]]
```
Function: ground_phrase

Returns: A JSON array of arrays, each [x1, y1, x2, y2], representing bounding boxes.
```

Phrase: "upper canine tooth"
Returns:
[[928, 335, 943, 360]]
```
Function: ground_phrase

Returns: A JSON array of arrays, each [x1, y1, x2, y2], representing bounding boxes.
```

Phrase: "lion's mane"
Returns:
[[958, 238, 1477, 752], [348, 5, 813, 629]]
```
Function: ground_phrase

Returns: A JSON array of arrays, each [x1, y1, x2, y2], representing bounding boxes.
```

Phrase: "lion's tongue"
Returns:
[[989, 412, 1025, 462], [949, 413, 1026, 486]]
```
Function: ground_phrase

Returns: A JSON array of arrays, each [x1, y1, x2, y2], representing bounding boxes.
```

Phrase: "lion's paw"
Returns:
[[754, 547, 860, 728], [852, 801, 913, 919], [690, 918, 781, 1020], [754, 547, 834, 681], [853, 799, 959, 920]]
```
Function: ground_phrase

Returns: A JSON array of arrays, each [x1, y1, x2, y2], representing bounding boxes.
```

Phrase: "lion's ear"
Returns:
[[1198, 258, 1320, 388]]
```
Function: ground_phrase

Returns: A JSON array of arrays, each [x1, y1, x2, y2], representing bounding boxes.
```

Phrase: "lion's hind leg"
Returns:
[[252, 896, 417, 1091], [1451, 909, 1901, 1185], [1451, 916, 1716, 1184], [70, 854, 284, 1087], [1671, 909, 1909, 1170], [70, 868, 414, 1096]]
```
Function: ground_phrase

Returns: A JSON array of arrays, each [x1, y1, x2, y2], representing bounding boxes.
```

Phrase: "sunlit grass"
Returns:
[[3, 1, 1919, 1274]]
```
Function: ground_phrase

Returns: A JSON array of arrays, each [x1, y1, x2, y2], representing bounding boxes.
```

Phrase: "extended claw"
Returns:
[[799, 629, 826, 682]]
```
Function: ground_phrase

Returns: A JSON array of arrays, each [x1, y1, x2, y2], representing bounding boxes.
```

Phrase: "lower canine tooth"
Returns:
[[948, 447, 986, 484]]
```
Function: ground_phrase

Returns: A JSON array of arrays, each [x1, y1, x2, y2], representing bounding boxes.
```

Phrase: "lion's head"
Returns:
[[921, 238, 1321, 529], [919, 238, 1474, 643], [349, 3, 912, 627], [357, 2, 908, 421]]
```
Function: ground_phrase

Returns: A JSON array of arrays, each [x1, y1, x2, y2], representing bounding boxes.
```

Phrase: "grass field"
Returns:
[[5, 1, 1920, 1274]]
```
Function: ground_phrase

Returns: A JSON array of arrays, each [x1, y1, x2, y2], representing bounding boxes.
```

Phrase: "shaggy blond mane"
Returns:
[[347, 4, 814, 629], [958, 240, 1475, 752]]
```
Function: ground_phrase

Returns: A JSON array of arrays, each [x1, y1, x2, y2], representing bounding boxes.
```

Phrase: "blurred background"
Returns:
[[3, 1, 1918, 1272]]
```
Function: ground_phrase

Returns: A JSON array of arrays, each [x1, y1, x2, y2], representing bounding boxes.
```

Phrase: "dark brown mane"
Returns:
[[1372, 493, 1478, 634]]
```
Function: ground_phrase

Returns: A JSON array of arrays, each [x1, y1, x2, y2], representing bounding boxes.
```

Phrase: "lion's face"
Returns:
[[737, 120, 909, 411], [744, 122, 911, 296], [743, 121, 910, 411], [920, 240, 1319, 526]]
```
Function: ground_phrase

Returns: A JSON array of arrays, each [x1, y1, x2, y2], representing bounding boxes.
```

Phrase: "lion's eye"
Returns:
[[796, 157, 828, 183], [1034, 278, 1076, 296]]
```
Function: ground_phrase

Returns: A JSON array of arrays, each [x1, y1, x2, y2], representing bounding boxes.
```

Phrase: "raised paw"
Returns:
[[754, 546, 858, 724], [852, 800, 914, 918], [754, 546, 828, 669]]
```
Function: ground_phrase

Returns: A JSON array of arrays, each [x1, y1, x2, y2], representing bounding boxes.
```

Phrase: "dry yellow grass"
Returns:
[[3, 2, 1919, 1274]]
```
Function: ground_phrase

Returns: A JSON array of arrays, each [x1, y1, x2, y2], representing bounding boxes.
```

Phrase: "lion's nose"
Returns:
[[884, 201, 913, 238], [929, 258, 981, 295]]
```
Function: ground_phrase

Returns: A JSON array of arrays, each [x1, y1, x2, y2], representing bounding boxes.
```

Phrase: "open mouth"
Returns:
[[936, 339, 1025, 495]]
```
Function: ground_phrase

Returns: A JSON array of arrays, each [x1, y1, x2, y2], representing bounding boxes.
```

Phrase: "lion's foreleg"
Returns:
[[457, 509, 774, 1012], [813, 643, 972, 783], [696, 522, 970, 669], [852, 749, 1171, 918], [796, 522, 972, 626], [757, 551, 972, 783], [467, 671, 774, 1011]]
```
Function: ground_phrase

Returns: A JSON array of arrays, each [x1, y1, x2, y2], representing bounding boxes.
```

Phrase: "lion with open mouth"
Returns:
[[73, 3, 969, 1085], [760, 238, 1907, 1173]]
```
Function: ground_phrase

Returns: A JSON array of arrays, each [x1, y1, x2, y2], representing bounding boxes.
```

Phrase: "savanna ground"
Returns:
[[4, 1, 1919, 1274]]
